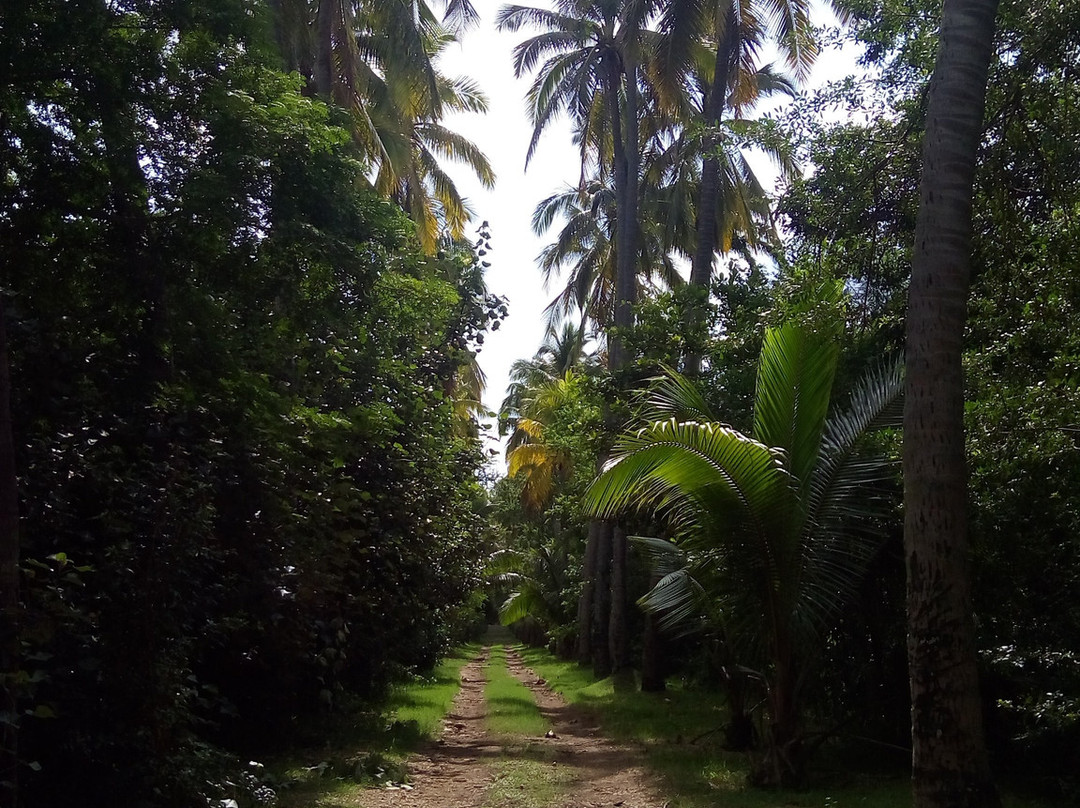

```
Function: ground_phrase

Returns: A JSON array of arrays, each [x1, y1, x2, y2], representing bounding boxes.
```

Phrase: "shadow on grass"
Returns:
[[272, 643, 482, 807], [513, 644, 922, 808]]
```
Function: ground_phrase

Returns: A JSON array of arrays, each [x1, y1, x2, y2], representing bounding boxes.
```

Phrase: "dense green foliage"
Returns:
[[493, 0, 1079, 798], [1, 1, 498, 805]]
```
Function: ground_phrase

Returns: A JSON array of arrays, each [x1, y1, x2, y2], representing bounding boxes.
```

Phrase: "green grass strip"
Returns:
[[516, 644, 1054, 808], [384, 642, 479, 747], [485, 758, 575, 808], [484, 644, 549, 739]]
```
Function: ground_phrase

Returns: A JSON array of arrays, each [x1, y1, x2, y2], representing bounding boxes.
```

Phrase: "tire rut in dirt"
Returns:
[[503, 647, 668, 808]]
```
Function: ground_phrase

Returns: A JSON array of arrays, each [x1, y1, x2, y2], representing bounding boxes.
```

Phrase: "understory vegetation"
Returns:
[[1, 0, 1078, 806]]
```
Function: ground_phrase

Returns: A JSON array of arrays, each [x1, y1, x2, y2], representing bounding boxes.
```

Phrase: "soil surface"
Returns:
[[356, 646, 667, 808]]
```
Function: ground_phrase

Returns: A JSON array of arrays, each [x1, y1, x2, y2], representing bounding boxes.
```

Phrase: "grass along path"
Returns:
[[516, 644, 1053, 808], [482, 644, 572, 808], [484, 644, 549, 739]]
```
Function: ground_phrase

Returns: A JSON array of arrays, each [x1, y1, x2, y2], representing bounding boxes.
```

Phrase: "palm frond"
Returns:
[[752, 322, 839, 489]]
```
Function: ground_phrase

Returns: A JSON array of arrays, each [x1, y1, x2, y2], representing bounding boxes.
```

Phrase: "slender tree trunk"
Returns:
[[607, 525, 629, 671], [904, 0, 1001, 806], [763, 651, 803, 787], [605, 54, 639, 675], [591, 521, 612, 676], [605, 56, 635, 373], [315, 0, 336, 99], [576, 519, 600, 664], [684, 10, 738, 376], [0, 300, 20, 804], [640, 571, 665, 692]]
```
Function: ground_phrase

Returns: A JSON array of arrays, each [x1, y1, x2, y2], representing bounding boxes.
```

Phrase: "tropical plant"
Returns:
[[583, 316, 903, 785], [487, 547, 570, 630], [653, 0, 820, 285], [533, 178, 685, 332], [498, 0, 651, 370], [902, 0, 1002, 802], [506, 370, 595, 513], [274, 0, 494, 251]]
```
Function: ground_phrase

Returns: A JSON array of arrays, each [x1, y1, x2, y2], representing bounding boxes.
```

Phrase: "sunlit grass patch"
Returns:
[[485, 644, 549, 738], [516, 644, 727, 743], [485, 757, 574, 808], [384, 642, 479, 743]]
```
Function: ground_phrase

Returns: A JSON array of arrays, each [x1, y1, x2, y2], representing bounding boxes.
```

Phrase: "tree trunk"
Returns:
[[684, 10, 737, 376], [315, 0, 336, 99], [0, 301, 20, 804], [607, 525, 629, 671], [639, 573, 665, 692], [605, 53, 637, 373], [904, 0, 1001, 806], [606, 52, 640, 674], [576, 519, 600, 664], [591, 521, 612, 677]]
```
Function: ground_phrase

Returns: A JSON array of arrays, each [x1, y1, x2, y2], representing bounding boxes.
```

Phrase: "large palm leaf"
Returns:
[[582, 320, 903, 779]]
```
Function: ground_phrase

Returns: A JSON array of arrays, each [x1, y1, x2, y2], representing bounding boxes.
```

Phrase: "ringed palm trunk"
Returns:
[[580, 50, 639, 677], [903, 0, 1001, 805], [315, 0, 339, 99], [606, 54, 639, 674], [576, 519, 600, 664], [685, 9, 738, 376], [591, 521, 612, 675]]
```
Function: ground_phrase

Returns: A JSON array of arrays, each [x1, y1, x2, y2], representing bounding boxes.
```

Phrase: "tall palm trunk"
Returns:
[[315, 0, 338, 99], [606, 53, 639, 674], [903, 0, 1001, 805], [685, 9, 738, 376], [0, 301, 20, 807], [579, 48, 639, 677], [608, 525, 629, 670], [606, 54, 637, 372]]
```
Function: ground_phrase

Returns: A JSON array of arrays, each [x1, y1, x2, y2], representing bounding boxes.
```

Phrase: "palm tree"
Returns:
[[273, 0, 494, 252], [499, 0, 663, 672], [532, 177, 685, 333], [903, 0, 1001, 804], [505, 370, 588, 513], [487, 546, 571, 633], [498, 0, 651, 371], [372, 40, 496, 252], [650, 0, 828, 374], [499, 320, 590, 437], [583, 316, 903, 785]]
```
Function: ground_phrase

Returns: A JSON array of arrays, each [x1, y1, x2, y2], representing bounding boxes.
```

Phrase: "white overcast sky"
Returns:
[[436, 0, 861, 453]]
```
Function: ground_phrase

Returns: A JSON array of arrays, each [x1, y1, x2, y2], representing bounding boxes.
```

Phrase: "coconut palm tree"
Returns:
[[653, 0, 818, 284], [498, 0, 653, 371], [499, 320, 591, 438], [649, 0, 837, 374], [273, 0, 493, 252], [583, 315, 903, 785], [532, 177, 685, 333], [505, 370, 590, 513], [903, 0, 1001, 803]]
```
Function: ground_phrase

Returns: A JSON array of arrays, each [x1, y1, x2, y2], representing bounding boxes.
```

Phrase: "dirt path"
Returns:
[[358, 649, 498, 808], [356, 646, 667, 808], [503, 647, 667, 808]]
